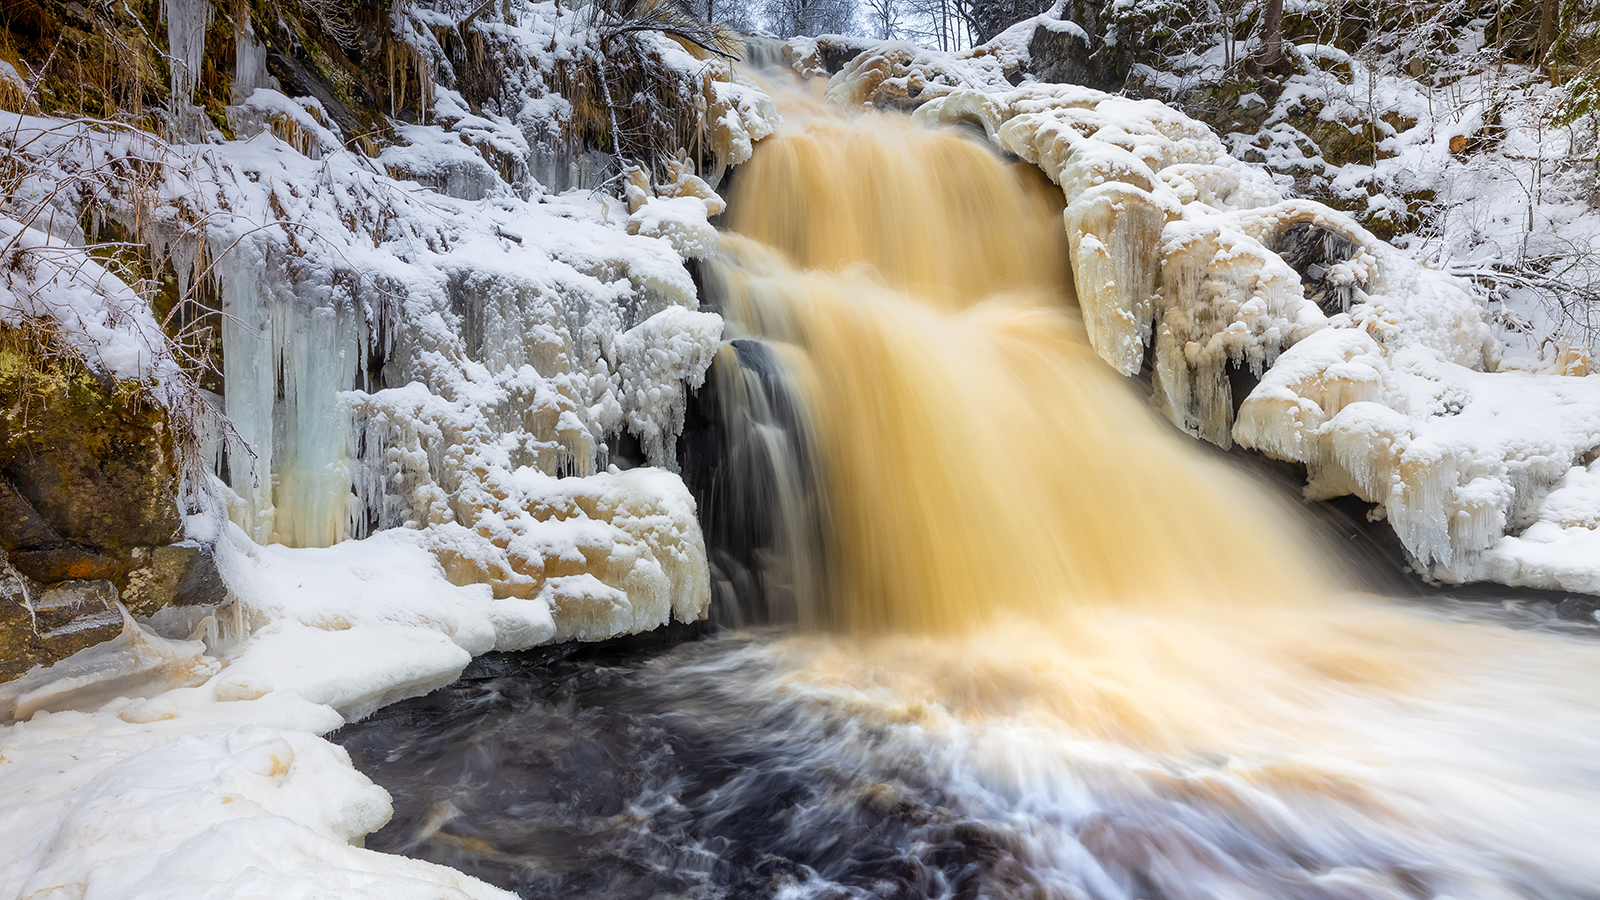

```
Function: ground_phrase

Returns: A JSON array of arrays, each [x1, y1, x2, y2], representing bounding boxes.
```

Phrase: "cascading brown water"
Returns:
[[711, 99, 1330, 633], [693, 91, 1600, 872]]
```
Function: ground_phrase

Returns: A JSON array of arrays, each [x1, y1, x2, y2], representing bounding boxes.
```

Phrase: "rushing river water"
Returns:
[[337, 81, 1600, 899], [340, 600, 1600, 900]]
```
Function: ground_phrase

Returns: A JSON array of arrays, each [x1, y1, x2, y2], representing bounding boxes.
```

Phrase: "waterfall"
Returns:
[[704, 93, 1330, 632], [342, 79, 1600, 900]]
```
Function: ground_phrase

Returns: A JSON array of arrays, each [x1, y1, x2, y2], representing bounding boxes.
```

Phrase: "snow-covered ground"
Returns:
[[0, 530, 523, 898], [1141, 24, 1600, 363]]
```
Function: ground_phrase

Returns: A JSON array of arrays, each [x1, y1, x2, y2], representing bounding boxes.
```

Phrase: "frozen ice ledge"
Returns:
[[804, 31, 1600, 597]]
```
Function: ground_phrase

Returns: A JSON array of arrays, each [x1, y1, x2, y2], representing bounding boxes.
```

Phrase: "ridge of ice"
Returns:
[[829, 45, 1600, 592]]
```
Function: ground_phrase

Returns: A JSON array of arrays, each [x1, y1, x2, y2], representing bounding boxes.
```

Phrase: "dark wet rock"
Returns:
[[1557, 596, 1600, 622], [1271, 222, 1362, 315], [814, 36, 875, 74], [0, 562, 122, 681], [121, 543, 228, 618], [0, 350, 181, 552], [1027, 20, 1108, 90], [0, 478, 62, 550], [677, 340, 824, 628], [0, 332, 195, 680], [8, 545, 123, 583]]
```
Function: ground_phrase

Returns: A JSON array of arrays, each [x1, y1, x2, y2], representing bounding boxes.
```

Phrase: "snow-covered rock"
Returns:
[[0, 0, 755, 634], [0, 0, 775, 893]]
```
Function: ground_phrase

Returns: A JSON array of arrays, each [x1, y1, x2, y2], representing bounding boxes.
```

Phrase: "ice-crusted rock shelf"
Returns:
[[805, 25, 1600, 596]]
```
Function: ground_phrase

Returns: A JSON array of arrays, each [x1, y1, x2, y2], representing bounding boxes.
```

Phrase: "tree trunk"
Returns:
[[1252, 0, 1292, 78], [1536, 0, 1560, 74]]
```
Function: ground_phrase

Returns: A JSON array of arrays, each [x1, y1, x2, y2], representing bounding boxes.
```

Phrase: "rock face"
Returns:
[[1027, 20, 1111, 91], [0, 332, 223, 681], [0, 567, 123, 681]]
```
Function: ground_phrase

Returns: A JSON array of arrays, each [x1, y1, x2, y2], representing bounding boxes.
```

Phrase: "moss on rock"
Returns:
[[0, 326, 222, 681], [0, 335, 182, 555]]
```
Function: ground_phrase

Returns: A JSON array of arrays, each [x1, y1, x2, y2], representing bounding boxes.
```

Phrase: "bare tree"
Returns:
[[762, 0, 859, 36], [689, 0, 759, 30], [897, 0, 974, 49], [1249, 0, 1293, 77], [862, 0, 902, 39]]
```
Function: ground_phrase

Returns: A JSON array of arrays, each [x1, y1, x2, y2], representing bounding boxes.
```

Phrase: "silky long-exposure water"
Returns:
[[337, 83, 1600, 900]]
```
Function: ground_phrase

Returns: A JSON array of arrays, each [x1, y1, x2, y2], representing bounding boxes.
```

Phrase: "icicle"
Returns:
[[270, 297, 357, 548], [216, 238, 277, 543], [231, 4, 277, 102], [163, 0, 213, 140], [214, 236, 358, 548], [612, 306, 724, 471], [1063, 183, 1164, 375]]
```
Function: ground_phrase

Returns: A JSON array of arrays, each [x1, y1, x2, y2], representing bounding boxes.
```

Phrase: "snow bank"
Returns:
[[0, 216, 179, 385], [0, 524, 540, 897], [0, 710, 512, 899], [1237, 330, 1600, 587], [0, 462, 706, 895], [825, 44, 1600, 593], [1142, 30, 1600, 365]]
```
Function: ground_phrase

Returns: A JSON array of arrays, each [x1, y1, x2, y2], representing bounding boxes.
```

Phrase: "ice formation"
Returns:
[[823, 38, 1600, 590], [0, 1, 767, 886], [0, 609, 216, 723], [1237, 330, 1600, 586], [625, 160, 728, 260], [0, 0, 773, 642], [162, 0, 212, 138]]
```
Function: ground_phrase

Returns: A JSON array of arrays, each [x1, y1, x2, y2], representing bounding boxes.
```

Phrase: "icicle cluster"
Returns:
[[161, 0, 212, 139]]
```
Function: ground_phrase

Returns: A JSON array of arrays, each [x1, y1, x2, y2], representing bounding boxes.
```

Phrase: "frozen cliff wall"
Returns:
[[0, 0, 777, 651]]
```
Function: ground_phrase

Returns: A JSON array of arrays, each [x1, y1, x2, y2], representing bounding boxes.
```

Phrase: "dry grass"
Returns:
[[0, 0, 168, 128], [0, 108, 230, 511]]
